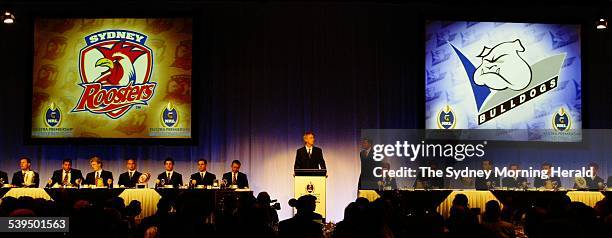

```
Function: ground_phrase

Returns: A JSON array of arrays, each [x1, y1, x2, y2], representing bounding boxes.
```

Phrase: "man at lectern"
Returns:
[[294, 131, 327, 174]]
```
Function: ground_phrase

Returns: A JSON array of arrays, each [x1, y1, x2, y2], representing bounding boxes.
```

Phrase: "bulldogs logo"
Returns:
[[473, 39, 532, 91], [72, 30, 156, 119]]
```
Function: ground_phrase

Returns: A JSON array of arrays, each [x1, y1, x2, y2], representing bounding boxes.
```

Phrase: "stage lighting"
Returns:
[[2, 11, 15, 24], [596, 18, 607, 30]]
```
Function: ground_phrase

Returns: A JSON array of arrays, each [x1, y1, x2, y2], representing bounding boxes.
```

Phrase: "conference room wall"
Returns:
[[0, 1, 611, 221]]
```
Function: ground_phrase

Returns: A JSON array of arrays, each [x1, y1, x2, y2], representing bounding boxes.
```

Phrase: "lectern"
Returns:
[[294, 169, 327, 218]]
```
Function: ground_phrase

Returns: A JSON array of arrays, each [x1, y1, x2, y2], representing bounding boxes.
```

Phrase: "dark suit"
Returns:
[[11, 170, 40, 188], [358, 148, 381, 190], [414, 174, 445, 189], [157, 171, 183, 187], [190, 171, 216, 186], [222, 172, 249, 188], [50, 169, 84, 186], [118, 171, 142, 188], [0, 170, 8, 185], [533, 176, 562, 188], [475, 174, 500, 190], [294, 146, 326, 172], [502, 176, 528, 188], [84, 170, 114, 188], [574, 176, 605, 189]]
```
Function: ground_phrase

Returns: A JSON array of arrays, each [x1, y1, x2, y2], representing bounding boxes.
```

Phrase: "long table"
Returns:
[[358, 189, 609, 218], [0, 188, 253, 219]]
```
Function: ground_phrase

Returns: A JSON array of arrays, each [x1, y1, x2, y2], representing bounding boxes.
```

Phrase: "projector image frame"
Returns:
[[419, 12, 587, 144], [24, 10, 200, 145]]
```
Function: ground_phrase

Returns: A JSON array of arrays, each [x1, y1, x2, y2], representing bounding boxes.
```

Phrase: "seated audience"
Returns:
[[279, 195, 323, 238], [482, 200, 516, 238]]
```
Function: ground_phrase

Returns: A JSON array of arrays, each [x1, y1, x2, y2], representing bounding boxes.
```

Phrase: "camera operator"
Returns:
[[256, 192, 280, 231]]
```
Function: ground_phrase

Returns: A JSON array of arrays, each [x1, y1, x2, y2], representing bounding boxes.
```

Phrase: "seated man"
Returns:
[[11, 157, 39, 188], [533, 162, 562, 189], [413, 161, 444, 189], [50, 159, 84, 187], [574, 162, 605, 190], [118, 158, 142, 188], [502, 164, 528, 189], [475, 160, 500, 190], [84, 156, 114, 188], [157, 157, 183, 187], [0, 169, 8, 185], [222, 160, 249, 188], [190, 159, 216, 186], [379, 162, 397, 190]]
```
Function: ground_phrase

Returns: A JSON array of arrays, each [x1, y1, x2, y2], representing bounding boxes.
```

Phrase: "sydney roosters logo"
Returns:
[[72, 30, 156, 119]]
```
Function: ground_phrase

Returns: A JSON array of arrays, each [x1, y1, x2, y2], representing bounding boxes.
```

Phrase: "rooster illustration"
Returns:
[[93, 41, 146, 85]]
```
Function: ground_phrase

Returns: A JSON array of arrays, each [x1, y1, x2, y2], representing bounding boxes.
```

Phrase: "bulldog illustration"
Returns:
[[473, 39, 532, 91]]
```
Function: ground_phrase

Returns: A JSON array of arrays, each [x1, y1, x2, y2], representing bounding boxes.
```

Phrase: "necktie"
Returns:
[[307, 148, 311, 157], [200, 172, 204, 179], [63, 171, 69, 185], [96, 171, 100, 180], [129, 171, 133, 179], [167, 172, 171, 180], [232, 173, 237, 185]]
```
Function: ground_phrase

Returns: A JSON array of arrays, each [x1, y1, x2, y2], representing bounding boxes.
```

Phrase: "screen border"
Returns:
[[418, 10, 588, 146], [24, 11, 200, 146]]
